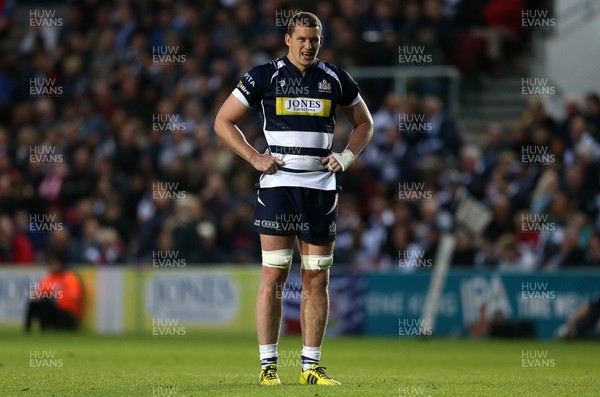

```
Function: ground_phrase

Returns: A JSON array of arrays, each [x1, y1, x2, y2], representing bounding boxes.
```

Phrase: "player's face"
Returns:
[[285, 26, 322, 69]]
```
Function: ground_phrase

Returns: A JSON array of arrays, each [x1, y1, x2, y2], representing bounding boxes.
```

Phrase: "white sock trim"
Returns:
[[301, 345, 321, 370], [259, 343, 278, 361]]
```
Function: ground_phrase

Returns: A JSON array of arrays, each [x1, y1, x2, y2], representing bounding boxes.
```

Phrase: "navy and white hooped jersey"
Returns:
[[232, 56, 361, 191]]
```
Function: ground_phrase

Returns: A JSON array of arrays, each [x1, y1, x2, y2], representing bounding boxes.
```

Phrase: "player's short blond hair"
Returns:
[[287, 12, 322, 35]]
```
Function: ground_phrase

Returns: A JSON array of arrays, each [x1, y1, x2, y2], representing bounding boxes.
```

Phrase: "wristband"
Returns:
[[330, 149, 355, 171]]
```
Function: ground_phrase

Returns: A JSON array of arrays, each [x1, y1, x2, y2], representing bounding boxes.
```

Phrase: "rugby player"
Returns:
[[214, 11, 373, 386]]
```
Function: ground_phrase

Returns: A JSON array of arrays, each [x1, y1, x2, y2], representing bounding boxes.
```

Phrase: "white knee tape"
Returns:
[[301, 255, 333, 270], [262, 249, 293, 269]]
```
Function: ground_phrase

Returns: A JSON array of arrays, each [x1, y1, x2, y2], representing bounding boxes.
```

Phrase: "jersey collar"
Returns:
[[283, 55, 320, 77]]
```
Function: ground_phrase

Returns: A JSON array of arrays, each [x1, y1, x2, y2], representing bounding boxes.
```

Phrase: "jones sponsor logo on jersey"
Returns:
[[276, 97, 331, 117]]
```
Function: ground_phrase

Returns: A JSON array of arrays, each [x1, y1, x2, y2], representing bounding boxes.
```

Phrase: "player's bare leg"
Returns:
[[299, 243, 332, 346], [298, 240, 340, 385], [300, 267, 330, 340], [256, 234, 294, 385], [257, 265, 290, 345]]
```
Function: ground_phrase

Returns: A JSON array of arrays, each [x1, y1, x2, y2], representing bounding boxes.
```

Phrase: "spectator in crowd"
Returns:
[[557, 95, 581, 147], [474, 239, 498, 270], [458, 144, 487, 199], [451, 229, 478, 267], [0, 214, 35, 264], [334, 197, 361, 266], [542, 213, 589, 269], [479, 0, 523, 67], [565, 115, 600, 165], [383, 223, 423, 271], [584, 230, 600, 267], [585, 93, 600, 137], [496, 233, 537, 272], [357, 194, 395, 269], [96, 227, 125, 265], [484, 194, 514, 242], [169, 194, 221, 264], [76, 217, 102, 264], [480, 122, 506, 172], [0, 0, 15, 39], [416, 95, 462, 159]]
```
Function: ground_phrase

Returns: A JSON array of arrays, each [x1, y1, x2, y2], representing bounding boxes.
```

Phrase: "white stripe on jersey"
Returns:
[[260, 169, 336, 191], [318, 62, 360, 107], [342, 93, 362, 108], [232, 89, 251, 108], [264, 130, 333, 149], [317, 62, 343, 94], [269, 60, 286, 84], [271, 153, 325, 172], [260, 99, 267, 133]]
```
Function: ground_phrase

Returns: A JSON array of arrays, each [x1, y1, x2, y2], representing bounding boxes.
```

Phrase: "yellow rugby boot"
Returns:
[[258, 364, 281, 385], [299, 364, 341, 385]]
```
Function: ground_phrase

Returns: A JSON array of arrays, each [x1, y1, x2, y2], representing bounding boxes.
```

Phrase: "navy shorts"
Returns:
[[253, 187, 338, 243]]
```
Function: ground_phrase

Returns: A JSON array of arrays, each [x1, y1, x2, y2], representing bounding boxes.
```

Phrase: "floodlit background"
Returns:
[[1, 2, 600, 394], [0, 0, 600, 397]]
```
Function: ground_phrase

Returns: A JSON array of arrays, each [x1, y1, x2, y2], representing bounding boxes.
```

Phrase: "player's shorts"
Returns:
[[253, 187, 338, 243]]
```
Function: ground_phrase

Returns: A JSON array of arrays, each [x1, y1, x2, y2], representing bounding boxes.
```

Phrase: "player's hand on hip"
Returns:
[[252, 153, 285, 174], [322, 149, 355, 173]]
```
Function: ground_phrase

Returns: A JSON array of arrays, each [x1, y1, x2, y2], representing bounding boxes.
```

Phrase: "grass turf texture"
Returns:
[[0, 331, 598, 397]]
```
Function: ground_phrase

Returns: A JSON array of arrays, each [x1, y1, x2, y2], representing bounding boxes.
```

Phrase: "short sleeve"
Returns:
[[232, 66, 264, 108], [337, 68, 360, 108]]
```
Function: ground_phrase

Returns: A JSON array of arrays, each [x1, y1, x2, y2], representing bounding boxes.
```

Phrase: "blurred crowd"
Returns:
[[2, 0, 598, 271], [353, 92, 600, 271]]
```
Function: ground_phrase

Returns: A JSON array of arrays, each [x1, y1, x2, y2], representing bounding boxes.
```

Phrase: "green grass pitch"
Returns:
[[1, 330, 599, 396]]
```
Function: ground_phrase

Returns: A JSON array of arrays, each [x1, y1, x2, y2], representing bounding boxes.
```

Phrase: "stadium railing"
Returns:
[[347, 66, 461, 117]]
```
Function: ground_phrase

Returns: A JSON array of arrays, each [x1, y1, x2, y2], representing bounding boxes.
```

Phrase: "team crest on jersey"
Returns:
[[318, 79, 332, 93]]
